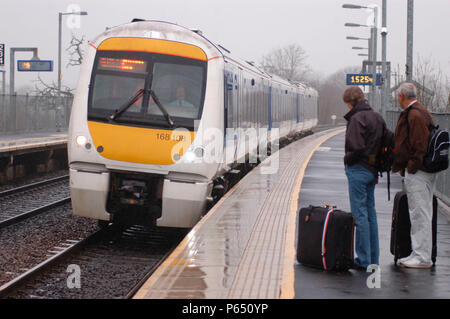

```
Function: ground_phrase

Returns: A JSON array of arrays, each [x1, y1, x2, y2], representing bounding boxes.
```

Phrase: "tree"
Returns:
[[32, 33, 84, 98], [66, 33, 86, 67], [260, 44, 310, 82], [316, 66, 360, 125], [392, 55, 449, 112], [33, 74, 73, 98], [414, 55, 449, 112]]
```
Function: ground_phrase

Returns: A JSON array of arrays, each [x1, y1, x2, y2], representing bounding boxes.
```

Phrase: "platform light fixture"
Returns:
[[345, 23, 369, 27], [343, 3, 378, 109]]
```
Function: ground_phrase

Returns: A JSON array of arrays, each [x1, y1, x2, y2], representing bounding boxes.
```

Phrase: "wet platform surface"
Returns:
[[295, 133, 450, 299], [134, 128, 346, 299], [134, 129, 450, 299]]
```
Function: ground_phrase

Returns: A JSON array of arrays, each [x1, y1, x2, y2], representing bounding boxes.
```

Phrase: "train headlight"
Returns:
[[76, 135, 87, 147], [183, 147, 204, 163], [184, 151, 196, 162]]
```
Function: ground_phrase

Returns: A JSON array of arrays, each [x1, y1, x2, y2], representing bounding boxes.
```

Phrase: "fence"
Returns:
[[0, 94, 73, 135], [386, 110, 450, 205]]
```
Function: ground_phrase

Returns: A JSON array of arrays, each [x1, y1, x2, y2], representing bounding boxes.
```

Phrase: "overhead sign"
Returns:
[[0, 44, 4, 66], [17, 60, 53, 72], [346, 73, 382, 86]]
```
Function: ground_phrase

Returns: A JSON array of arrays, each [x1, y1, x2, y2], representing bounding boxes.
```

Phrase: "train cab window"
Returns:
[[88, 51, 207, 130], [91, 58, 148, 112], [150, 62, 204, 119]]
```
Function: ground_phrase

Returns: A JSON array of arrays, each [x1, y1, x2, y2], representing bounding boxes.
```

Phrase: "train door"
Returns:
[[235, 69, 244, 163], [224, 70, 238, 164], [224, 72, 233, 137], [268, 86, 272, 131]]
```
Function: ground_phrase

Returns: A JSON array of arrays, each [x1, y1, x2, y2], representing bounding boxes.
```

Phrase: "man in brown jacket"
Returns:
[[392, 82, 437, 269]]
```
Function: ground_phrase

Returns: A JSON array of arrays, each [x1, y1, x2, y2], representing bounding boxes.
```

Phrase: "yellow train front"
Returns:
[[68, 20, 318, 228]]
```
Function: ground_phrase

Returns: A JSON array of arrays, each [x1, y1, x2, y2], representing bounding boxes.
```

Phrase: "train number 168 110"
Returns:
[[156, 133, 185, 142]]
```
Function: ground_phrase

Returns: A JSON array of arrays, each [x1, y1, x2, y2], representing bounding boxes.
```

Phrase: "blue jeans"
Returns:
[[345, 164, 379, 267]]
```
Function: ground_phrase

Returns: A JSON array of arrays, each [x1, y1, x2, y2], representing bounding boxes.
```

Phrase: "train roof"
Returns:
[[90, 19, 316, 93]]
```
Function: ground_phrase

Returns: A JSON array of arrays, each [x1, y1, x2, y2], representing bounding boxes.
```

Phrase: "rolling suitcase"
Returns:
[[390, 191, 438, 266], [297, 205, 355, 271]]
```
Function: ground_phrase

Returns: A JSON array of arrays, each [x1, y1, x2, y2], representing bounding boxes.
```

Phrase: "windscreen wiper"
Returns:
[[108, 88, 175, 128], [109, 89, 145, 121], [149, 90, 175, 127]]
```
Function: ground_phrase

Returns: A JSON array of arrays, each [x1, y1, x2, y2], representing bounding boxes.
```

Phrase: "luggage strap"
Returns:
[[321, 208, 334, 271]]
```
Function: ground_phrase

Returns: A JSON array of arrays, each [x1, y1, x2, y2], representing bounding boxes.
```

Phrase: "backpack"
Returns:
[[376, 124, 396, 200], [406, 106, 450, 173]]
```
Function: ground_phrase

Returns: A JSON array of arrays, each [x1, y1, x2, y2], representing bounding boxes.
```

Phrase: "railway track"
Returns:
[[0, 175, 70, 229], [0, 127, 339, 299], [0, 225, 187, 299]]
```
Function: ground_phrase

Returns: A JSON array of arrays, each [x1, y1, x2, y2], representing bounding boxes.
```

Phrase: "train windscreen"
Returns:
[[88, 51, 207, 130]]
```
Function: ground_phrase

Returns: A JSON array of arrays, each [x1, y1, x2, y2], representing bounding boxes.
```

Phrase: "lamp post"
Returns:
[[381, 0, 388, 117], [406, 0, 413, 82], [58, 11, 87, 94], [347, 36, 372, 66], [343, 4, 379, 111]]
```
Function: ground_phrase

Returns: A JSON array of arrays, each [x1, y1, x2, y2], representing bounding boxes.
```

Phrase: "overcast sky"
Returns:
[[1, 0, 449, 92]]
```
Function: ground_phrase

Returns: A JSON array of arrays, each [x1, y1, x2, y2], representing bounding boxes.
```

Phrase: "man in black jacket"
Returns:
[[343, 87, 385, 269]]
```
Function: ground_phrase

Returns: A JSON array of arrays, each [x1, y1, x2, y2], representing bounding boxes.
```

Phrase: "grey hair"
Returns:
[[397, 82, 417, 99]]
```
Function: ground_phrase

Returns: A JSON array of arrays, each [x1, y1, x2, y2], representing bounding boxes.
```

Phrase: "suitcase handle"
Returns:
[[309, 204, 337, 210]]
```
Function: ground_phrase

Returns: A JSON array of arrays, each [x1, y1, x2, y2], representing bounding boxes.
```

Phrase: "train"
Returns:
[[68, 20, 318, 228]]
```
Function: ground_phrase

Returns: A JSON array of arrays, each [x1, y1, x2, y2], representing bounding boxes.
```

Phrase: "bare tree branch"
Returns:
[[393, 55, 449, 112], [33, 74, 74, 98], [260, 44, 310, 82], [66, 33, 85, 67]]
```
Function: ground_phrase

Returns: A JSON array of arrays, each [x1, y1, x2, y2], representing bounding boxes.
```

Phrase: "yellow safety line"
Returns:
[[280, 128, 345, 299]]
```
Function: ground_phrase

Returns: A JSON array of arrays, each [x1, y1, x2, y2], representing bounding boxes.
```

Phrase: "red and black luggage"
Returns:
[[297, 205, 355, 271], [390, 191, 438, 265]]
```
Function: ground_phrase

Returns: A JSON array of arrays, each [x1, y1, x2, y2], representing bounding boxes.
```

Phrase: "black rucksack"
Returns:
[[376, 124, 396, 200], [377, 125, 396, 174], [406, 106, 449, 173]]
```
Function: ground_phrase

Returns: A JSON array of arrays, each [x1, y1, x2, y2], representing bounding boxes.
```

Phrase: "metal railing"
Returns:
[[0, 94, 73, 135], [386, 110, 450, 205]]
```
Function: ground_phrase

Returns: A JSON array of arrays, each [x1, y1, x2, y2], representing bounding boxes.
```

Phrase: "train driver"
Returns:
[[168, 87, 195, 108]]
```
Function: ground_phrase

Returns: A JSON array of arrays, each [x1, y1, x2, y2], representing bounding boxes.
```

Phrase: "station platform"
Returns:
[[0, 132, 68, 183], [134, 128, 450, 299], [0, 132, 67, 155]]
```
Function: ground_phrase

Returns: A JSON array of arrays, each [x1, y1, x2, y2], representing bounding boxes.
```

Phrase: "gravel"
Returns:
[[8, 225, 187, 299], [0, 203, 98, 286]]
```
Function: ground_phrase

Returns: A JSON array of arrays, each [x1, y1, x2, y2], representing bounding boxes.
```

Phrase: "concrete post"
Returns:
[[406, 0, 414, 82]]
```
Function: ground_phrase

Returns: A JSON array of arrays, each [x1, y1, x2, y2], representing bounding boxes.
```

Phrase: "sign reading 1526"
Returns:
[[346, 73, 382, 86]]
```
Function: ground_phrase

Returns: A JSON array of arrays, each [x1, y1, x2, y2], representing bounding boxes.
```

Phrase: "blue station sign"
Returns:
[[17, 60, 53, 72], [346, 73, 382, 86]]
